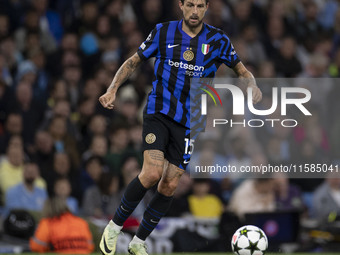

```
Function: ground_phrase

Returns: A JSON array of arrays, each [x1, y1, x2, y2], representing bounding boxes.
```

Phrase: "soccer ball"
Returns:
[[231, 225, 268, 255]]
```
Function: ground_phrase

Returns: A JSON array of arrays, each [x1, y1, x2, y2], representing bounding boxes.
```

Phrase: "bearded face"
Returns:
[[180, 0, 208, 30]]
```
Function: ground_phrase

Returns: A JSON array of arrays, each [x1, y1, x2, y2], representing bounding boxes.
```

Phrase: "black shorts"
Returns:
[[142, 113, 198, 170]]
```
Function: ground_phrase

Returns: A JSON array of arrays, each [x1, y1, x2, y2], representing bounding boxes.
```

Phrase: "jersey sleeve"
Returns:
[[137, 24, 161, 60], [219, 33, 240, 68]]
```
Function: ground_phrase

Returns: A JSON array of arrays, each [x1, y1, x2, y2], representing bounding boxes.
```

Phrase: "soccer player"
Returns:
[[98, 1, 262, 255]]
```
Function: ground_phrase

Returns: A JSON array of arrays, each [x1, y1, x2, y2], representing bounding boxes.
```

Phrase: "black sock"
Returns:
[[136, 191, 173, 240], [112, 176, 148, 226]]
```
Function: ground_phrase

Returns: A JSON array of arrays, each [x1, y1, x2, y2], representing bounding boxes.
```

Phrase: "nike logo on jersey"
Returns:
[[168, 44, 180, 48], [150, 219, 159, 224], [183, 160, 190, 164]]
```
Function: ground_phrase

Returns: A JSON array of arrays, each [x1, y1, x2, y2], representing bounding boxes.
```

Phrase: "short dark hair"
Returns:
[[180, 0, 209, 4]]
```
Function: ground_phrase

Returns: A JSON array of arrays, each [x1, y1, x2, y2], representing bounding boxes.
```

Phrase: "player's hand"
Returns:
[[99, 91, 116, 109], [249, 85, 262, 104]]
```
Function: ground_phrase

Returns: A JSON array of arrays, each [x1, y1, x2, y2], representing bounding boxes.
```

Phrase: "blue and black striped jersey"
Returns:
[[137, 19, 240, 129]]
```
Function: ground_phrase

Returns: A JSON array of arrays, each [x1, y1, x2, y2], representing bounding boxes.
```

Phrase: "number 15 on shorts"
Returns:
[[184, 138, 195, 155]]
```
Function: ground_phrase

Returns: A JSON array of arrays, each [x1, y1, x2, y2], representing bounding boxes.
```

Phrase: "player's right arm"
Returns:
[[99, 53, 143, 109], [99, 24, 160, 110]]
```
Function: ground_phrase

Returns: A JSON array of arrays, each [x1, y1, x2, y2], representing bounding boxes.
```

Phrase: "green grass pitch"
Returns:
[[4, 253, 340, 255]]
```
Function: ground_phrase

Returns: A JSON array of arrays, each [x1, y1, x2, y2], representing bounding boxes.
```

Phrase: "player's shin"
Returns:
[[112, 176, 148, 226], [135, 191, 173, 240]]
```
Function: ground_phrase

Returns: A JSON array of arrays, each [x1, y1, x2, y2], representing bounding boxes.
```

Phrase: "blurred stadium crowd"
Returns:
[[0, 0, 340, 250]]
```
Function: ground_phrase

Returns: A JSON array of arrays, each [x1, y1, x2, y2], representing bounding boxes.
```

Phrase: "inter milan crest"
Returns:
[[201, 44, 210, 55], [145, 133, 156, 144], [183, 47, 194, 61]]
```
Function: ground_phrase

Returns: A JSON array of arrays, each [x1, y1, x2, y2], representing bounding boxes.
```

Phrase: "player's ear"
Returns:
[[179, 0, 184, 10]]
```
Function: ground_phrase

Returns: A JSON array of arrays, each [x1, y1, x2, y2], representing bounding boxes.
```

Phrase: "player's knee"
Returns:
[[139, 172, 161, 187], [158, 179, 178, 196], [148, 170, 162, 183], [139, 164, 162, 187], [166, 181, 178, 193]]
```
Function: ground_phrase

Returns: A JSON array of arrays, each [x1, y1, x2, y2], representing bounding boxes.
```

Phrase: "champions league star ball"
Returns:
[[231, 225, 268, 255]]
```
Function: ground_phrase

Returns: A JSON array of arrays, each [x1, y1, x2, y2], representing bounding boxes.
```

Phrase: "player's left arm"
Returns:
[[233, 62, 262, 104]]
